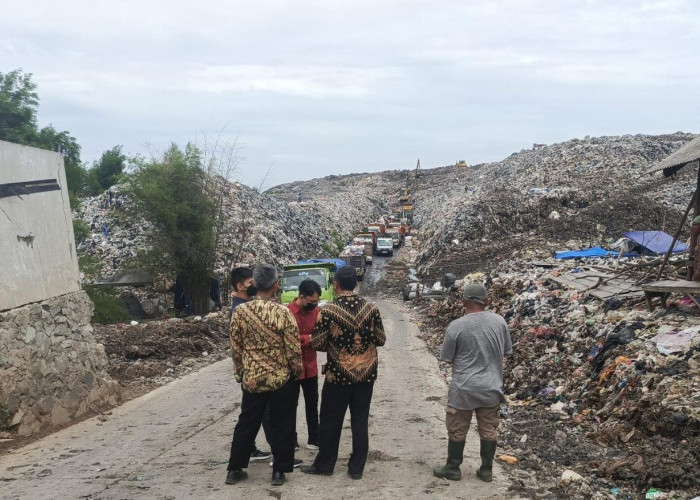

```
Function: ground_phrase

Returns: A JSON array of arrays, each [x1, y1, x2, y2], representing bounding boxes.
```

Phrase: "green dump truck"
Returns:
[[280, 260, 344, 305]]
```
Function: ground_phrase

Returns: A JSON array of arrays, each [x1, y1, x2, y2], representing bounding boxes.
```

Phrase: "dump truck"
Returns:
[[352, 235, 374, 265], [376, 235, 394, 256], [402, 203, 414, 224], [339, 245, 366, 281], [385, 227, 401, 248], [280, 260, 344, 304], [366, 223, 386, 236]]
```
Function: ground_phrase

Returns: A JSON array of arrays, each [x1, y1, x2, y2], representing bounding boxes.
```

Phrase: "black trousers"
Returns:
[[312, 381, 374, 474], [296, 376, 319, 445], [227, 378, 297, 472]]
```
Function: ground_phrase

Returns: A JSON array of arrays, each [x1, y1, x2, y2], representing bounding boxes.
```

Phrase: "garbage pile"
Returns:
[[76, 176, 388, 279], [77, 186, 155, 274], [92, 314, 230, 391], [410, 133, 697, 280], [414, 257, 700, 499]]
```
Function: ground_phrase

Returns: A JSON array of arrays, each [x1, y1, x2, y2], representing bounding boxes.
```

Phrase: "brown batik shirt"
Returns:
[[311, 293, 385, 384], [231, 297, 302, 393]]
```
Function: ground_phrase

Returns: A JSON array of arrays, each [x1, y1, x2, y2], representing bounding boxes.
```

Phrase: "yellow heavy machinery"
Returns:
[[399, 187, 410, 204], [455, 160, 467, 168]]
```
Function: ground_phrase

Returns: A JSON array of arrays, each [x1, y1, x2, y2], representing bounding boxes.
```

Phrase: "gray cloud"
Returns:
[[1, 0, 698, 187]]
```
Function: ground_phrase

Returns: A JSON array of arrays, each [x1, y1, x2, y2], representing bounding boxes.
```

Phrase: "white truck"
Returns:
[[376, 236, 394, 257]]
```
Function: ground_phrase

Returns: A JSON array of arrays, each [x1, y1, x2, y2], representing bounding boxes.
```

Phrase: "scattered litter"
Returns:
[[560, 469, 584, 485], [498, 454, 519, 465], [650, 326, 700, 355]]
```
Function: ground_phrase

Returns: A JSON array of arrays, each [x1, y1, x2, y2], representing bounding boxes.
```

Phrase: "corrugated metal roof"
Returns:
[[648, 136, 700, 177]]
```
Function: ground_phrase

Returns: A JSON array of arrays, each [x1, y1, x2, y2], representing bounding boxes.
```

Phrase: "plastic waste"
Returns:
[[645, 488, 662, 499]]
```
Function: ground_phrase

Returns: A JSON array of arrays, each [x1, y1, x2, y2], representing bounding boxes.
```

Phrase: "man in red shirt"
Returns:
[[287, 279, 322, 449]]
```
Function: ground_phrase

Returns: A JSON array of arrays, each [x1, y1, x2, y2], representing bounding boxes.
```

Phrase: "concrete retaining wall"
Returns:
[[0, 140, 80, 311]]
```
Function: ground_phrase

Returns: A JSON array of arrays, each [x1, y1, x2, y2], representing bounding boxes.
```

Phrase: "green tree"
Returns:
[[0, 69, 39, 144], [125, 143, 216, 314], [0, 69, 87, 204], [87, 145, 126, 194], [35, 124, 84, 201]]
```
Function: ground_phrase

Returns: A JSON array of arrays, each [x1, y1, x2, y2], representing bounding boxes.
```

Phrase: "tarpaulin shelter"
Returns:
[[647, 135, 700, 281], [647, 136, 700, 178], [622, 231, 689, 255]]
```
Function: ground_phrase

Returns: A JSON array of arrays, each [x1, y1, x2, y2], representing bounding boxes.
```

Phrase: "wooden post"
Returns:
[[690, 161, 700, 278], [657, 191, 695, 280], [695, 161, 700, 218]]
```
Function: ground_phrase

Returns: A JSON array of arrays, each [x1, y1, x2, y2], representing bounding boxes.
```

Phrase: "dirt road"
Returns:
[[0, 299, 511, 499]]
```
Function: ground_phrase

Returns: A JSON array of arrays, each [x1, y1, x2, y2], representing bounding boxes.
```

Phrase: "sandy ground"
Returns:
[[0, 299, 513, 499]]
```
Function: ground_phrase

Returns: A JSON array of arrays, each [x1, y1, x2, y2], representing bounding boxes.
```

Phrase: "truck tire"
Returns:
[[357, 274, 364, 282], [388, 251, 393, 257]]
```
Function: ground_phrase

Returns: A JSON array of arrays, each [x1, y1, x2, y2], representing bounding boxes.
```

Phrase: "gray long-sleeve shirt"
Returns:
[[440, 311, 512, 410]]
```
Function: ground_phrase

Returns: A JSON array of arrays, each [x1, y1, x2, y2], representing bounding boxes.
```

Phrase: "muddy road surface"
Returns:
[[0, 294, 512, 499]]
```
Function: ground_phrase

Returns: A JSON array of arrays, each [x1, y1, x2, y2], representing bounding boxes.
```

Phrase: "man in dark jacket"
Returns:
[[301, 266, 385, 480], [287, 279, 322, 450]]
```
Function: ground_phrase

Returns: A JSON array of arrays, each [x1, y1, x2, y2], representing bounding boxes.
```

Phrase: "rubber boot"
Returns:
[[432, 440, 464, 481], [476, 439, 497, 482]]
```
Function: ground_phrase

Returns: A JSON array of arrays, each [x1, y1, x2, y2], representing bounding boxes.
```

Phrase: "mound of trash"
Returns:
[[76, 177, 388, 280], [415, 256, 700, 499], [410, 133, 697, 279], [92, 314, 230, 391]]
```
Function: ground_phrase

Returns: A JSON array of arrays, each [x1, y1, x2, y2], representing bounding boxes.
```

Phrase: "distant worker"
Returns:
[[226, 264, 302, 487], [287, 279, 322, 450], [301, 266, 385, 480], [227, 267, 271, 464], [172, 275, 193, 316], [433, 283, 512, 482], [209, 275, 222, 311]]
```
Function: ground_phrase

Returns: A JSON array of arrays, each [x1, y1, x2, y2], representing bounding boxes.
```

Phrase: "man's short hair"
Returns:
[[334, 266, 357, 292], [299, 279, 322, 297], [230, 267, 253, 288], [253, 264, 278, 292]]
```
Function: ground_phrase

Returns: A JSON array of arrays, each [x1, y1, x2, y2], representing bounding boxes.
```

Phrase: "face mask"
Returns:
[[304, 302, 317, 311], [245, 285, 257, 297]]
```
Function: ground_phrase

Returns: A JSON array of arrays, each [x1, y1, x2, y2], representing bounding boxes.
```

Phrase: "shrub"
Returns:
[[84, 287, 130, 324]]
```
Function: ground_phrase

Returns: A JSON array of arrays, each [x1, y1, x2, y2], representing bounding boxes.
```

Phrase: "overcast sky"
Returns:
[[2, 0, 698, 188]]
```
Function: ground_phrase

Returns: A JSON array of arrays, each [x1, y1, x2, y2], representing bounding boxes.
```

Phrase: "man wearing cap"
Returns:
[[433, 282, 512, 482]]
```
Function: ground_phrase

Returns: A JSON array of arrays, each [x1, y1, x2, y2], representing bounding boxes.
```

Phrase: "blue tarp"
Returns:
[[623, 231, 689, 255], [556, 247, 619, 260], [296, 258, 346, 271]]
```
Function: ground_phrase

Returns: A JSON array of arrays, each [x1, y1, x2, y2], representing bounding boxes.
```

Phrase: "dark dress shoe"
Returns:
[[300, 465, 333, 476], [271, 470, 285, 486], [225, 469, 248, 484], [348, 471, 363, 480]]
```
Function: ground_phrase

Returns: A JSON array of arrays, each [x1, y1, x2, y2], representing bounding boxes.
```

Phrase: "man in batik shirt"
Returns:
[[225, 264, 302, 487], [301, 266, 385, 480]]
